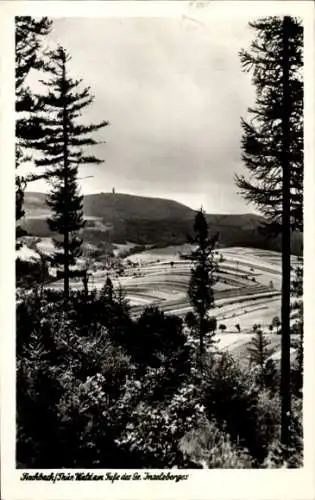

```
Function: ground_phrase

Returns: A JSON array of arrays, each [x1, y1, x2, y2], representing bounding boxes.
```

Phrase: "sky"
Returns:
[[23, 12, 257, 214]]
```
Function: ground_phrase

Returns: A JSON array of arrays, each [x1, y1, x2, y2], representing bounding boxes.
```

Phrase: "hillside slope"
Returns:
[[21, 192, 302, 254], [83, 192, 195, 221]]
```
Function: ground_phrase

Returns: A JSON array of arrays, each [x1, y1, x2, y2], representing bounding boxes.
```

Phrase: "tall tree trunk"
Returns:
[[280, 16, 291, 447], [63, 226, 69, 300], [62, 59, 69, 301]]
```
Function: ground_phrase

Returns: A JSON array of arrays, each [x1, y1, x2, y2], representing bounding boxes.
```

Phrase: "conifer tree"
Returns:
[[235, 17, 303, 446], [15, 17, 52, 223], [28, 46, 109, 299], [247, 328, 272, 381], [102, 275, 114, 302], [188, 209, 218, 371]]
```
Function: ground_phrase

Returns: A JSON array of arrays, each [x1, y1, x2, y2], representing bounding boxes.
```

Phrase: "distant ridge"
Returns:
[[83, 192, 196, 221], [23, 191, 259, 221], [21, 192, 302, 255]]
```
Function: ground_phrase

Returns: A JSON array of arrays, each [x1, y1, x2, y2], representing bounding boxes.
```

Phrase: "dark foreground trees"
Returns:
[[16, 287, 196, 468], [236, 16, 303, 446], [15, 16, 52, 229], [27, 46, 109, 299], [16, 285, 303, 469], [16, 285, 302, 469]]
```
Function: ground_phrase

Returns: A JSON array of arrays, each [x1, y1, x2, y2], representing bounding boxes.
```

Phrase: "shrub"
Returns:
[[261, 392, 302, 468], [16, 295, 134, 468], [247, 329, 272, 385], [185, 311, 197, 329], [16, 257, 50, 288], [16, 291, 197, 468], [272, 316, 281, 334], [116, 377, 205, 468], [180, 418, 253, 468], [207, 316, 217, 333], [201, 352, 282, 465], [131, 307, 192, 395], [16, 287, 302, 469], [263, 442, 303, 468], [263, 359, 279, 395]]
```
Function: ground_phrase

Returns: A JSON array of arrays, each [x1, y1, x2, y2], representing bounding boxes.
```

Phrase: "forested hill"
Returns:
[[21, 192, 302, 255], [84, 192, 195, 221]]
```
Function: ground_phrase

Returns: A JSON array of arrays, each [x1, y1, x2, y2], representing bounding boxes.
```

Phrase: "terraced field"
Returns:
[[114, 246, 285, 330], [44, 244, 300, 358], [46, 244, 298, 331]]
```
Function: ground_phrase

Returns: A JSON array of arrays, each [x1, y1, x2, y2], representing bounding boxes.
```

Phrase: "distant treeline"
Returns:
[[22, 216, 303, 256]]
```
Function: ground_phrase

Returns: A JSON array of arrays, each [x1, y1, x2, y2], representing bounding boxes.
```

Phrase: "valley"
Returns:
[[17, 237, 300, 363], [17, 192, 302, 364]]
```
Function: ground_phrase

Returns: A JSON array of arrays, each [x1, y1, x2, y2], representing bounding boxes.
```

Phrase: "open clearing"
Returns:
[[42, 244, 300, 359]]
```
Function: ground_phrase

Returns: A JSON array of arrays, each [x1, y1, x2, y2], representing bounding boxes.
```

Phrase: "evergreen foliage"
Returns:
[[16, 286, 303, 469], [16, 256, 49, 289], [235, 16, 303, 447], [16, 289, 196, 468], [247, 327, 275, 389], [236, 16, 303, 231], [291, 263, 303, 397], [131, 306, 191, 393], [188, 209, 218, 370], [248, 328, 271, 368], [102, 275, 114, 302], [27, 46, 109, 298], [201, 353, 281, 465], [15, 16, 52, 230]]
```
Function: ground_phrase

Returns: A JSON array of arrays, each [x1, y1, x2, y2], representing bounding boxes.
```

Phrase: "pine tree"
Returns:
[[15, 17, 52, 224], [235, 17, 303, 446], [188, 209, 218, 371], [247, 328, 272, 383], [102, 275, 114, 302], [28, 46, 109, 299]]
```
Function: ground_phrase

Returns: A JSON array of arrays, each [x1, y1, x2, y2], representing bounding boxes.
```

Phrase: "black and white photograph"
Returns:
[[1, 1, 315, 499]]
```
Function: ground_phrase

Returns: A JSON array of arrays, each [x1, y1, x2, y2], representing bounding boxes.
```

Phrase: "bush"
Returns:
[[16, 291, 197, 468], [272, 316, 281, 334], [180, 418, 253, 468], [116, 376, 205, 468], [16, 288, 302, 469], [16, 257, 50, 288], [185, 311, 197, 329], [262, 397, 303, 469], [201, 353, 283, 465], [16, 294, 134, 468], [131, 307, 192, 396]]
